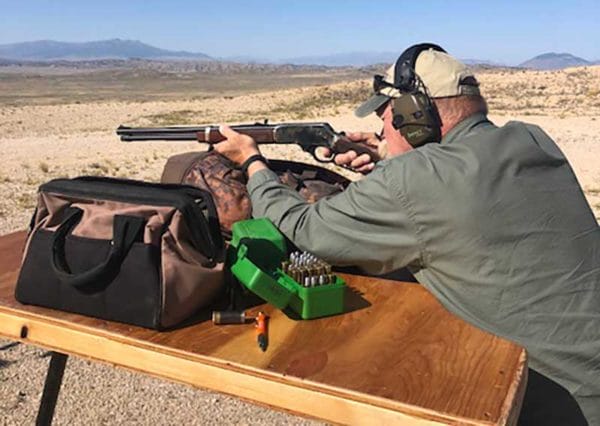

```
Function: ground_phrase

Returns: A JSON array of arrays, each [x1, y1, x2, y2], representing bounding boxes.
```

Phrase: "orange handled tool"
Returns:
[[255, 311, 268, 352]]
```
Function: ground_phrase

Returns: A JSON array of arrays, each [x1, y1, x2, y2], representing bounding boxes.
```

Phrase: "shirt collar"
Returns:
[[441, 113, 493, 145]]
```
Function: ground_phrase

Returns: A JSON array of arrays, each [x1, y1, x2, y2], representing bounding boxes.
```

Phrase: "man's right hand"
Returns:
[[331, 132, 385, 174]]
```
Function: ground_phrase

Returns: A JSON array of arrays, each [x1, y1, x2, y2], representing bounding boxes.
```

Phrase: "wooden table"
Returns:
[[0, 231, 527, 425]]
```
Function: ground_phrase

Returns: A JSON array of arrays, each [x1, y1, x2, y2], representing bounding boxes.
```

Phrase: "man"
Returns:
[[215, 44, 600, 425]]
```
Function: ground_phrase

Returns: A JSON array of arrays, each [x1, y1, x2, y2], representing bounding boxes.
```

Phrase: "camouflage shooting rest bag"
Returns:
[[15, 176, 225, 329], [160, 150, 351, 237]]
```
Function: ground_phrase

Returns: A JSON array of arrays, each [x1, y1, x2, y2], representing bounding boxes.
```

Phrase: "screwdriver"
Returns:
[[255, 311, 268, 352]]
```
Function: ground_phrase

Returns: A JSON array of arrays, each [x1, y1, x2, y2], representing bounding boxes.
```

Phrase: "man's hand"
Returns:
[[214, 125, 261, 165], [326, 132, 384, 174], [214, 125, 268, 177]]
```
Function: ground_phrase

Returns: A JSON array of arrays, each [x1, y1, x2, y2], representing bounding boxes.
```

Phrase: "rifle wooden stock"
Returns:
[[196, 126, 276, 144], [330, 136, 380, 162]]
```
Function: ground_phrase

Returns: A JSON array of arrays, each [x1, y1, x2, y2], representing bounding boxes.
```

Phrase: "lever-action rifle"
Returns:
[[117, 122, 381, 164]]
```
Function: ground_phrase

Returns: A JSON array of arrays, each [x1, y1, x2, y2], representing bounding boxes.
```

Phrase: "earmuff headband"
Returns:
[[393, 43, 446, 91]]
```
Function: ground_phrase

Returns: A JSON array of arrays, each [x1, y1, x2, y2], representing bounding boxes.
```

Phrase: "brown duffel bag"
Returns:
[[161, 150, 351, 236], [15, 176, 225, 329]]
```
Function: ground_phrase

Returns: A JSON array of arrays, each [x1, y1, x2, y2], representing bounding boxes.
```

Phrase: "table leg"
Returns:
[[36, 352, 68, 426]]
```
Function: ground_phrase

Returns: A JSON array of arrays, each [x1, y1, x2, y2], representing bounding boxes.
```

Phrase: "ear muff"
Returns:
[[391, 43, 446, 148], [391, 93, 441, 147]]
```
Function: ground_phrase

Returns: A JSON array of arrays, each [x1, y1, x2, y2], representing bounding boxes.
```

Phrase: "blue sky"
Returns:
[[1, 0, 598, 64]]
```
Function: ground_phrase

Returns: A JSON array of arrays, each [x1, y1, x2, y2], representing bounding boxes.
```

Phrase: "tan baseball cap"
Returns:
[[355, 48, 480, 117]]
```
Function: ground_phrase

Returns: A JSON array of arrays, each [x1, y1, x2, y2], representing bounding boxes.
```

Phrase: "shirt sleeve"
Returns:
[[246, 166, 422, 275]]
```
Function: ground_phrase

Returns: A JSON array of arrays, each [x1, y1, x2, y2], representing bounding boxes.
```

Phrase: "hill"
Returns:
[[0, 39, 212, 61], [519, 53, 591, 70]]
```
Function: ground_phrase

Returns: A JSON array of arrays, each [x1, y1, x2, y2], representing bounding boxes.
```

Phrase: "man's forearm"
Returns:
[[246, 166, 421, 275]]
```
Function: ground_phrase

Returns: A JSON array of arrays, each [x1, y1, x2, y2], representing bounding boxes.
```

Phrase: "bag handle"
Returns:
[[52, 207, 145, 289], [187, 192, 224, 263]]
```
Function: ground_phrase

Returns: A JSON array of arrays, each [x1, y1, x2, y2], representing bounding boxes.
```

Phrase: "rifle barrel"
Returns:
[[117, 124, 278, 143], [117, 126, 208, 134], [119, 133, 199, 141]]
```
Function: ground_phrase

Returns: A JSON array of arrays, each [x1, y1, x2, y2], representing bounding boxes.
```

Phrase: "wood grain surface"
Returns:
[[0, 231, 527, 425]]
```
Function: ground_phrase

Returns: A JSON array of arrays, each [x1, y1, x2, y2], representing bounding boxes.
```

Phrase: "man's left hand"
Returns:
[[214, 125, 261, 165]]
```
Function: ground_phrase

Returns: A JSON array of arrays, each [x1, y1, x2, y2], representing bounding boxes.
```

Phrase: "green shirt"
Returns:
[[247, 113, 600, 424]]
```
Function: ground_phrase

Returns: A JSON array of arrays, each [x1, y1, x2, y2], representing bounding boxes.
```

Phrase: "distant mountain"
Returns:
[[0, 39, 212, 61], [519, 53, 592, 70], [461, 58, 505, 67]]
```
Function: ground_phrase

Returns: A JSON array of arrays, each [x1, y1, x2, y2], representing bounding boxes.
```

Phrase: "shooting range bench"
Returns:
[[0, 231, 527, 425]]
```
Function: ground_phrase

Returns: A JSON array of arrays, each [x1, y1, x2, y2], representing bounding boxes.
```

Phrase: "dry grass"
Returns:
[[267, 82, 371, 120], [479, 66, 600, 117], [137, 80, 371, 125]]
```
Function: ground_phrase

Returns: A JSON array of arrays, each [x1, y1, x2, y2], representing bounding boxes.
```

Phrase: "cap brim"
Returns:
[[354, 94, 390, 118]]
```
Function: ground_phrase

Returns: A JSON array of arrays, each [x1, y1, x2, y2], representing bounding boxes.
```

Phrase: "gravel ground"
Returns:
[[0, 339, 323, 425]]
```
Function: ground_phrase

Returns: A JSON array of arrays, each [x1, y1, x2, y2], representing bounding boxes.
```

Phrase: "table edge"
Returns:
[[0, 305, 516, 426]]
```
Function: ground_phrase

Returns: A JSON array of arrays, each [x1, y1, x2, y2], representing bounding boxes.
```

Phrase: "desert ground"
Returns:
[[0, 64, 599, 425]]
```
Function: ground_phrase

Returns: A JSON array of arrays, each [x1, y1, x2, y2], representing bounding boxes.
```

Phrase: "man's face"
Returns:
[[377, 102, 414, 157]]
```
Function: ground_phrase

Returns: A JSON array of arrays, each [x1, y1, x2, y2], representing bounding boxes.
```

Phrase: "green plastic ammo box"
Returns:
[[228, 218, 345, 319]]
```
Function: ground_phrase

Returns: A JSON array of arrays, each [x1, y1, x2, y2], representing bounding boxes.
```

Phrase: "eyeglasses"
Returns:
[[373, 74, 396, 93]]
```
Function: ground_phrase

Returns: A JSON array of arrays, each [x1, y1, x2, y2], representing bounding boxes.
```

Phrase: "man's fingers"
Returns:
[[355, 163, 375, 173], [345, 131, 381, 145], [350, 153, 373, 169], [345, 132, 371, 142], [218, 124, 237, 139], [334, 150, 357, 165], [321, 147, 332, 158], [345, 132, 361, 141], [333, 150, 375, 174]]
